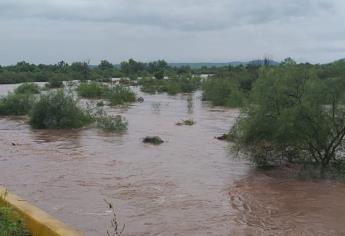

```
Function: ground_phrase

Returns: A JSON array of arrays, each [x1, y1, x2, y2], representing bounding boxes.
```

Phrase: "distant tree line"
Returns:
[[0, 59, 198, 84]]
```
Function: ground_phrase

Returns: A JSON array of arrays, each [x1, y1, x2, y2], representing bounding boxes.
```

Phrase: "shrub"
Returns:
[[202, 78, 245, 107], [104, 85, 136, 106], [30, 90, 92, 129], [231, 65, 345, 171], [96, 114, 128, 132], [0, 92, 35, 115], [0, 207, 31, 236], [77, 81, 109, 98], [14, 83, 40, 94]]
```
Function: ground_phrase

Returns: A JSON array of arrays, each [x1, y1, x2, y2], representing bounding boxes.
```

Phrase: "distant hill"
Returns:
[[333, 58, 345, 63], [109, 59, 280, 69], [169, 62, 243, 68], [247, 59, 279, 66], [169, 60, 279, 69]]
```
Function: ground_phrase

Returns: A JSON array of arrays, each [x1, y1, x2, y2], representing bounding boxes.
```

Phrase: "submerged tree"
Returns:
[[231, 64, 345, 170]]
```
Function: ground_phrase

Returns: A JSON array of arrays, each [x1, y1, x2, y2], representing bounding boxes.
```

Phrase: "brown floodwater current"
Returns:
[[0, 84, 345, 235]]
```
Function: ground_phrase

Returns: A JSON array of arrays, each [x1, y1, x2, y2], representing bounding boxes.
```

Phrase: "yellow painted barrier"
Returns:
[[0, 186, 82, 236]]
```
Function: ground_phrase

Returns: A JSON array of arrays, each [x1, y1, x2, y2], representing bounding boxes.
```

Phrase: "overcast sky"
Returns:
[[0, 0, 344, 65]]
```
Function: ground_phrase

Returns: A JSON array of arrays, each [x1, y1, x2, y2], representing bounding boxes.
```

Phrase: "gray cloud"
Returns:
[[0, 0, 338, 31], [0, 0, 344, 64]]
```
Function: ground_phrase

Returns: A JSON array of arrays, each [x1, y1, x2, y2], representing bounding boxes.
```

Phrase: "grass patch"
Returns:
[[29, 90, 92, 129], [0, 206, 31, 236], [14, 83, 40, 94], [143, 136, 164, 145]]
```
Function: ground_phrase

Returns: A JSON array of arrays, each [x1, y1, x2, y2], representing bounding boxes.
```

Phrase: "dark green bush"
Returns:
[[30, 91, 92, 129]]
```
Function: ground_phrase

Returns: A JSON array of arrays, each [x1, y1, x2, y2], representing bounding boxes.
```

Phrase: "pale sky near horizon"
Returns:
[[0, 0, 345, 65]]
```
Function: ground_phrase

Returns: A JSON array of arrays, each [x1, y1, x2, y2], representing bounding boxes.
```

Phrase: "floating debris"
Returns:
[[215, 134, 229, 140]]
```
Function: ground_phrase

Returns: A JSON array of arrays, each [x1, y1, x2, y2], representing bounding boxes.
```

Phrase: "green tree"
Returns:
[[281, 57, 297, 65], [98, 60, 113, 71], [154, 70, 164, 80], [71, 61, 90, 80], [231, 65, 345, 170]]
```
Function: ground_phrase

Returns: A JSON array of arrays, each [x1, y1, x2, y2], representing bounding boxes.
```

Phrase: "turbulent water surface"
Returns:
[[0, 84, 344, 236]]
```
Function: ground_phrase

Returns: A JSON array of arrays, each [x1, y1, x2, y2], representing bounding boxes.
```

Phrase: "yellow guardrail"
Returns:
[[0, 186, 82, 236]]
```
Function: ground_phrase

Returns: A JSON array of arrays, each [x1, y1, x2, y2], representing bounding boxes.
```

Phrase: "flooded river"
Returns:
[[0, 84, 345, 235]]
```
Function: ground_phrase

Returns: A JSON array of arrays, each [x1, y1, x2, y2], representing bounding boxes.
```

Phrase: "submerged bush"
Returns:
[[77, 82, 136, 106], [0, 92, 35, 115], [30, 90, 92, 129], [14, 83, 40, 94], [176, 119, 195, 126], [143, 136, 164, 145], [231, 65, 345, 172], [298, 161, 345, 180], [96, 114, 128, 132], [77, 81, 109, 98], [0, 206, 31, 236], [104, 85, 136, 106]]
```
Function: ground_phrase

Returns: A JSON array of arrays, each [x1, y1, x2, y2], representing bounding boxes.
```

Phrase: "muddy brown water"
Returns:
[[0, 84, 345, 236]]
